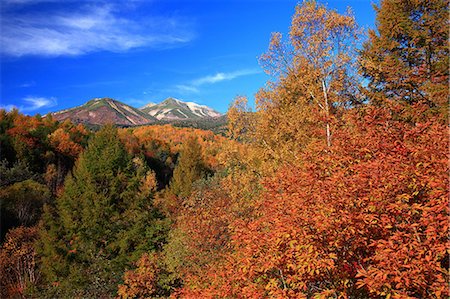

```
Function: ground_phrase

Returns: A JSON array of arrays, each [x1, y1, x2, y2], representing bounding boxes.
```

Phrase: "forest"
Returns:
[[0, 0, 448, 298]]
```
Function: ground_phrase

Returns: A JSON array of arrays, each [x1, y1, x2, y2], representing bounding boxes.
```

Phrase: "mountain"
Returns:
[[140, 98, 222, 121], [156, 114, 228, 135], [50, 97, 223, 127], [52, 98, 156, 126]]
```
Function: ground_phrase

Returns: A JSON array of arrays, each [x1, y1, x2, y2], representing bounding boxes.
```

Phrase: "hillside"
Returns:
[[52, 98, 156, 126], [153, 114, 228, 135]]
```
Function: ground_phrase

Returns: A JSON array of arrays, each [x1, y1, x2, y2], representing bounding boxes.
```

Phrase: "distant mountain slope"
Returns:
[[154, 114, 228, 135], [52, 98, 156, 126], [140, 98, 222, 121]]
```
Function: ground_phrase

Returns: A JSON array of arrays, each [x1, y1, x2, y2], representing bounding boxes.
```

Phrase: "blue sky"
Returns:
[[1, 0, 377, 115]]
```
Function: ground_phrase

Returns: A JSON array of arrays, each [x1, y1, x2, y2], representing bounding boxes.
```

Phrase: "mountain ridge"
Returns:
[[52, 98, 156, 126], [140, 97, 222, 121], [51, 97, 223, 126]]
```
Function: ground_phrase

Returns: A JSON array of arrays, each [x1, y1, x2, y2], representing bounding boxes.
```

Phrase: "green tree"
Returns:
[[169, 137, 208, 199], [0, 180, 50, 233], [38, 125, 168, 298], [0, 109, 17, 164], [0, 159, 37, 188], [0, 172, 49, 242], [359, 0, 449, 116]]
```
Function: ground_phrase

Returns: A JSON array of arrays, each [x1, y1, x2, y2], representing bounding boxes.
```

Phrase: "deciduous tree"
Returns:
[[118, 253, 161, 298], [0, 226, 40, 298], [257, 0, 360, 151], [179, 105, 448, 298]]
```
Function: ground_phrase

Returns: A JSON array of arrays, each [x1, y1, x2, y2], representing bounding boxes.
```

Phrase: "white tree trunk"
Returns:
[[322, 80, 331, 147]]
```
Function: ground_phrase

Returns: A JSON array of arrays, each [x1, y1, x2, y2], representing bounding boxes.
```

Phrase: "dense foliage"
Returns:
[[360, 0, 448, 117], [177, 105, 448, 298], [0, 0, 447, 298], [0, 227, 40, 298], [38, 126, 168, 297]]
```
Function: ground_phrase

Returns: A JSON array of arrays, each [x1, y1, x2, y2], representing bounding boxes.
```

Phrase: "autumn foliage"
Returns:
[[118, 253, 161, 298], [177, 104, 448, 298], [0, 0, 448, 298], [128, 124, 229, 170], [166, 1, 449, 298], [0, 227, 40, 298]]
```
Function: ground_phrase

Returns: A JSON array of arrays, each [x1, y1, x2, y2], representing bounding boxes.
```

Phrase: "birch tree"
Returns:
[[257, 1, 360, 149]]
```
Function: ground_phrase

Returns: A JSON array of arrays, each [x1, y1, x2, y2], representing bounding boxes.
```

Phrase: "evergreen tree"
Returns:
[[360, 0, 449, 114], [38, 125, 168, 297], [170, 137, 208, 199]]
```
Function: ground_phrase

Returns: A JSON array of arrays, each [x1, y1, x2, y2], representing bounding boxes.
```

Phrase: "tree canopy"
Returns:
[[0, 0, 448, 298], [38, 125, 168, 297]]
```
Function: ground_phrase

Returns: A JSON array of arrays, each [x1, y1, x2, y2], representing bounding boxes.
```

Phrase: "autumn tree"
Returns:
[[167, 176, 233, 283], [164, 142, 264, 296], [46, 121, 89, 193], [0, 111, 88, 197], [177, 104, 449, 298], [126, 125, 230, 188], [118, 139, 234, 298], [119, 176, 237, 298], [118, 253, 161, 298], [118, 251, 180, 299], [257, 0, 360, 153], [38, 125, 168, 298], [6, 112, 57, 174], [359, 0, 449, 117], [227, 96, 255, 142], [0, 226, 40, 298], [171, 2, 449, 298]]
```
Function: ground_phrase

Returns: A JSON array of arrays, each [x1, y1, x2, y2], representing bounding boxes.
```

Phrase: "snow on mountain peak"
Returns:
[[140, 98, 221, 121]]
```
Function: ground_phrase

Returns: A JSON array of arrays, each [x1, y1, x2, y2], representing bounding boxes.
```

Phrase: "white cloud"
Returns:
[[1, 96, 57, 112], [175, 84, 199, 93], [167, 69, 260, 96], [23, 96, 57, 111], [172, 69, 261, 94], [192, 69, 261, 86], [1, 4, 194, 57]]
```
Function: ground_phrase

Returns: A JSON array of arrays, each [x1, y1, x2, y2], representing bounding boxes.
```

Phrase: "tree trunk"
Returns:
[[322, 80, 331, 147]]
